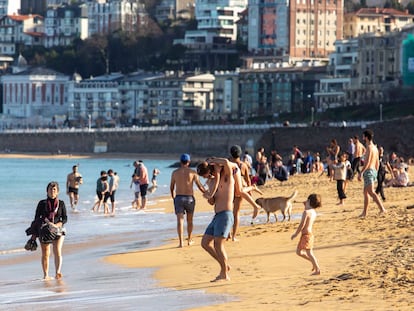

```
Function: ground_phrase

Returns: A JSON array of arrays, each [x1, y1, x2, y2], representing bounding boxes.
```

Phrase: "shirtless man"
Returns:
[[170, 154, 205, 247], [197, 157, 236, 281], [66, 165, 83, 210], [357, 129, 386, 217], [291, 193, 321, 275]]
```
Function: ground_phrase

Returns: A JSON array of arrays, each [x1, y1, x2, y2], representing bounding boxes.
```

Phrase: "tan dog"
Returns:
[[255, 190, 298, 223]]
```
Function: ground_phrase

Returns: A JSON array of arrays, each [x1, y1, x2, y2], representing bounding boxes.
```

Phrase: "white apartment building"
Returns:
[[180, 0, 247, 47], [118, 71, 165, 125], [44, 4, 89, 48], [182, 73, 215, 120], [0, 0, 20, 15], [213, 71, 239, 119], [87, 0, 139, 36], [67, 72, 123, 127], [0, 14, 44, 55], [1, 67, 70, 126], [314, 39, 358, 111]]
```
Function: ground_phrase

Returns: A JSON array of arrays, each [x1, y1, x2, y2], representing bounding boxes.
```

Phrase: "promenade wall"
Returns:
[[1, 118, 413, 159]]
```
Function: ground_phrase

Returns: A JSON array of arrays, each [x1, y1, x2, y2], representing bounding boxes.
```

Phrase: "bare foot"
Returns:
[[311, 270, 321, 276], [188, 239, 194, 246], [55, 273, 63, 280], [231, 237, 239, 242], [43, 276, 53, 281], [253, 185, 264, 195], [358, 213, 366, 218], [210, 275, 230, 282]]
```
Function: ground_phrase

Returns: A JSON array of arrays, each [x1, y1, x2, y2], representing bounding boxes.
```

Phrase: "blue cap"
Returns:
[[180, 153, 190, 162]]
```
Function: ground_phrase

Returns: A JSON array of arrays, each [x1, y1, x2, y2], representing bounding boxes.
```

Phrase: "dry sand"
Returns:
[[106, 168, 414, 311]]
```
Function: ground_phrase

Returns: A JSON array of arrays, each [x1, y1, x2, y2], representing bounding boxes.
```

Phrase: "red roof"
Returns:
[[7, 14, 43, 22], [353, 8, 413, 17]]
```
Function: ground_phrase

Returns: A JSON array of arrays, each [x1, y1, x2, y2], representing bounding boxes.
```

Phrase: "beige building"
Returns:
[[344, 8, 414, 39], [289, 0, 344, 58]]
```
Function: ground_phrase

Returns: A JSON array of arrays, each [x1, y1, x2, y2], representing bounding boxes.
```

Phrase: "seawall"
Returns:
[[1, 118, 413, 159]]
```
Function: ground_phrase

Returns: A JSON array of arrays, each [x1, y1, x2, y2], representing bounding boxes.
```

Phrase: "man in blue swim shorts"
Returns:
[[358, 130, 386, 217], [197, 157, 236, 282], [170, 154, 206, 247]]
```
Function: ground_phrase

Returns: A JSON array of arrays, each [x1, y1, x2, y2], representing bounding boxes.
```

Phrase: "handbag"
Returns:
[[39, 222, 65, 244], [24, 238, 38, 251]]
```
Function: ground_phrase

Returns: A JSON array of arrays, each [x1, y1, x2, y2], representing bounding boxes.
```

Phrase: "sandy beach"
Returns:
[[106, 168, 414, 311]]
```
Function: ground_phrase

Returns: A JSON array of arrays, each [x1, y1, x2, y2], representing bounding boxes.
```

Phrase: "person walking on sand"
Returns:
[[291, 193, 321, 276], [196, 157, 236, 282], [229, 145, 255, 241], [170, 154, 206, 247], [31, 181, 67, 280], [66, 165, 82, 210], [358, 129, 386, 217]]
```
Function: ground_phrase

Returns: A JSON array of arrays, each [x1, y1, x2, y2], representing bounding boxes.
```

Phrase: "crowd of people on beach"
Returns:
[[25, 127, 412, 283]]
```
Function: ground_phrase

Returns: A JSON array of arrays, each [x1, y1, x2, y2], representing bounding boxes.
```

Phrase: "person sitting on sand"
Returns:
[[385, 164, 409, 187], [291, 193, 321, 276]]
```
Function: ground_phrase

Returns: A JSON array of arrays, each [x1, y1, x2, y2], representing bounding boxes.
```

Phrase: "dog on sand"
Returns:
[[255, 190, 298, 223]]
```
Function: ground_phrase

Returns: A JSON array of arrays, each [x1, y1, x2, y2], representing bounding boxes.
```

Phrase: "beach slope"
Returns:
[[106, 172, 414, 311]]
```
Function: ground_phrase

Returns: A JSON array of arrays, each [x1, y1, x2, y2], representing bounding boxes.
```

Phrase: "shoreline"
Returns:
[[0, 152, 182, 160], [106, 171, 414, 311]]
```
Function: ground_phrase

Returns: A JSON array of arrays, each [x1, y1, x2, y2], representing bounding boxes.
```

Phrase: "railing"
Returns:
[[0, 120, 381, 134]]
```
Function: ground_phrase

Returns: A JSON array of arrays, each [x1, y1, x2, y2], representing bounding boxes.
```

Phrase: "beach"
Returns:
[[106, 169, 414, 311], [1, 153, 413, 310]]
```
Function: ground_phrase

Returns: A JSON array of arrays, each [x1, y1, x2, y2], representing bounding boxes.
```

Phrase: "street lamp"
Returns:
[[311, 106, 315, 125], [379, 103, 383, 122], [88, 114, 91, 131]]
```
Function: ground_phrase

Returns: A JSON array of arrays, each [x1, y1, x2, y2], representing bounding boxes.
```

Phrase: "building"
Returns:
[[1, 66, 70, 127], [182, 73, 215, 121], [44, 4, 89, 48], [289, 0, 344, 58], [117, 71, 165, 126], [314, 39, 358, 111], [239, 61, 327, 118], [87, 0, 140, 36], [67, 72, 123, 128], [20, 0, 47, 15], [155, 0, 195, 24], [213, 71, 239, 120], [346, 30, 404, 106], [176, 0, 247, 70], [0, 0, 20, 15], [247, 0, 343, 58], [0, 14, 44, 56], [248, 0, 289, 56], [344, 8, 414, 39]]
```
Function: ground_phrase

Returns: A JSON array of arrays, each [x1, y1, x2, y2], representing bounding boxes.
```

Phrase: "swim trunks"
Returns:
[[68, 187, 78, 195], [140, 184, 149, 197], [174, 195, 195, 215], [363, 168, 377, 186], [204, 210, 234, 238], [298, 232, 314, 250]]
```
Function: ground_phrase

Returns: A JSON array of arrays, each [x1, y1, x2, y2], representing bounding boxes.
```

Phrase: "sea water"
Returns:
[[0, 157, 234, 310]]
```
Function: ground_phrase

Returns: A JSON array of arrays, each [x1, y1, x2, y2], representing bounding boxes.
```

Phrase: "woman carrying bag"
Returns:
[[30, 181, 67, 280]]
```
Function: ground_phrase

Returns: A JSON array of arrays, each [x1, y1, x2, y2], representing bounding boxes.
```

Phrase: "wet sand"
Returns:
[[106, 168, 414, 311]]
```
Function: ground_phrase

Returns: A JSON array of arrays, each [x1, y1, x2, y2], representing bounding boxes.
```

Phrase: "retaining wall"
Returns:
[[1, 118, 413, 159]]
